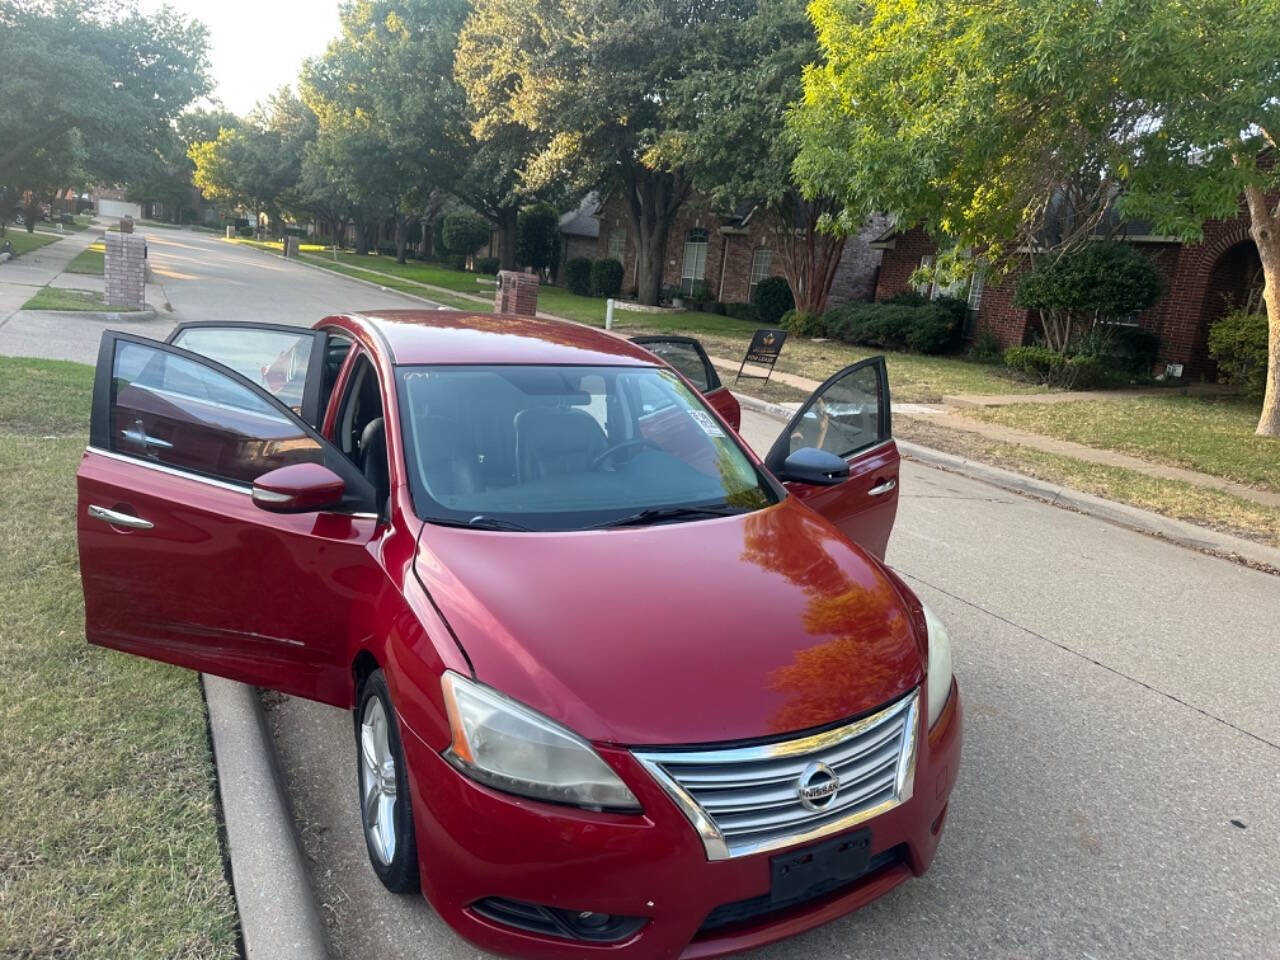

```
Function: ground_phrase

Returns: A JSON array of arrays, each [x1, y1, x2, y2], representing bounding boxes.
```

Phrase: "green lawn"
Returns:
[[65, 239, 106, 275], [960, 395, 1280, 491], [22, 286, 129, 311], [0, 357, 239, 959], [3, 230, 62, 256]]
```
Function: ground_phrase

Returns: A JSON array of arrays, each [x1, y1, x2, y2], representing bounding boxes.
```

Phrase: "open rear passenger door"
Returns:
[[764, 357, 900, 559], [629, 335, 740, 432], [77, 331, 382, 706]]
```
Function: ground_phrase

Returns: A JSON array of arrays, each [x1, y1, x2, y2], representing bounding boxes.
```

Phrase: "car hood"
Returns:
[[413, 497, 924, 746]]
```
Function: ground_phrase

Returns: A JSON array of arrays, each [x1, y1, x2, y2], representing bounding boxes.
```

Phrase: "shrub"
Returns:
[[564, 257, 593, 295], [236, 225, 253, 237], [781, 309, 825, 338], [821, 300, 965, 355], [445, 253, 468, 271], [473, 256, 500, 275], [1209, 307, 1269, 399], [441, 212, 491, 257], [885, 290, 928, 307], [752, 276, 795, 326], [1109, 326, 1161, 376], [590, 258, 624, 297], [1063, 354, 1108, 389], [688, 280, 714, 306], [1004, 345, 1064, 378], [725, 302, 761, 323], [706, 301, 727, 315], [969, 328, 1003, 363]]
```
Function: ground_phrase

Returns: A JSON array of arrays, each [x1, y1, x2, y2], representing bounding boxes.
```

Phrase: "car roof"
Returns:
[[327, 310, 663, 367]]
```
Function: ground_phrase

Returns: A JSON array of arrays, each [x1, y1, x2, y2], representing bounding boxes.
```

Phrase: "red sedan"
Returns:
[[77, 311, 961, 959]]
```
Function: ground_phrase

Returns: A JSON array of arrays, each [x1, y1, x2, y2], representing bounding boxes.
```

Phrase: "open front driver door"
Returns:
[[764, 357, 899, 559]]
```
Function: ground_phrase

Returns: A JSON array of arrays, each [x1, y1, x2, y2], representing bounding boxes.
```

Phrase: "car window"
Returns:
[[787, 364, 882, 459], [639, 340, 713, 392], [396, 364, 774, 531], [110, 340, 323, 485], [170, 326, 315, 410]]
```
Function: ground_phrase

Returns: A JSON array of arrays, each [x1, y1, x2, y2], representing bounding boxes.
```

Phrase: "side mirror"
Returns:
[[252, 462, 345, 513], [776, 447, 850, 486]]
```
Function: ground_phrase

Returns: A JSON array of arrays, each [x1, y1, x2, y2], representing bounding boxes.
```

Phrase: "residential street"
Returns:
[[7, 231, 1277, 959]]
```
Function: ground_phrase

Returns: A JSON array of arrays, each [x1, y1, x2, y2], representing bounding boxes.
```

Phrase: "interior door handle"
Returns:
[[121, 422, 173, 450], [868, 479, 897, 496], [88, 504, 154, 530]]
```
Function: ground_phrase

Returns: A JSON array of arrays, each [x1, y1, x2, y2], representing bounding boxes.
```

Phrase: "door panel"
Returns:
[[630, 335, 741, 432], [765, 357, 899, 559], [167, 321, 326, 426], [78, 332, 381, 704]]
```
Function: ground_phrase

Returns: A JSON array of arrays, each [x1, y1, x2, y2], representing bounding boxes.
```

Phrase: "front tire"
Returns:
[[355, 668, 419, 892]]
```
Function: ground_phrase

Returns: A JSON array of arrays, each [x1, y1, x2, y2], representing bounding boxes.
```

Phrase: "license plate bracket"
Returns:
[[769, 829, 872, 905]]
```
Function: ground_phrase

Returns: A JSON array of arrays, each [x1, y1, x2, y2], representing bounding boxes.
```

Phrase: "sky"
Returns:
[[139, 0, 343, 115]]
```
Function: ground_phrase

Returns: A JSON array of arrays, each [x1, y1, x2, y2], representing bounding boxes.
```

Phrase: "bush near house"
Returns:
[[1208, 307, 1269, 400], [473, 256, 499, 275], [441, 212, 490, 259], [816, 296, 967, 355], [751, 276, 795, 326], [564, 257, 593, 295], [724, 301, 762, 323], [590, 258, 624, 297], [445, 253, 467, 271]]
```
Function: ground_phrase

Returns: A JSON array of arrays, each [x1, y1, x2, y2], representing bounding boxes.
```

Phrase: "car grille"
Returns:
[[634, 690, 918, 860]]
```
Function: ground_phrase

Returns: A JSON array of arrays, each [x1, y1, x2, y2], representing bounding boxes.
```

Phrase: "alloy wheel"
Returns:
[[359, 696, 398, 866]]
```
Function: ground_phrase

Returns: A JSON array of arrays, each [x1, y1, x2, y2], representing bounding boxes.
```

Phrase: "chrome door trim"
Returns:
[[85, 446, 252, 495], [88, 504, 154, 530]]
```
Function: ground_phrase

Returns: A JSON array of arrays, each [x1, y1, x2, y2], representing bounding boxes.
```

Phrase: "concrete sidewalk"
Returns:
[[710, 355, 1280, 510], [0, 227, 104, 323]]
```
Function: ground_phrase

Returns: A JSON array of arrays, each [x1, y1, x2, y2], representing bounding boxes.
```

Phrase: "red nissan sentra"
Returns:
[[76, 311, 961, 959]]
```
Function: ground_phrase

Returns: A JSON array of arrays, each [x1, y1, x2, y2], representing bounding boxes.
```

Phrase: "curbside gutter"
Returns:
[[204, 675, 330, 960], [30, 307, 158, 322], [733, 391, 1280, 574]]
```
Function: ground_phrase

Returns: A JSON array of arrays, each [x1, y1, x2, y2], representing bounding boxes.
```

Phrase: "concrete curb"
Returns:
[[733, 390, 1280, 573], [204, 675, 330, 960], [31, 306, 158, 322]]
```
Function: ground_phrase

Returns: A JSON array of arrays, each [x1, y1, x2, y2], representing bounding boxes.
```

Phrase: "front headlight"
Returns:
[[441, 671, 641, 812], [921, 602, 954, 728]]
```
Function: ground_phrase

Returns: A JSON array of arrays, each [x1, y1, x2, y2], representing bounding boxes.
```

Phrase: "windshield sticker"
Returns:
[[689, 410, 726, 437]]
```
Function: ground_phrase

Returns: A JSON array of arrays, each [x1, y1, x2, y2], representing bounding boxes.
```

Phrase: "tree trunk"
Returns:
[[497, 206, 519, 271], [771, 194, 847, 317], [395, 214, 409, 264], [1243, 185, 1279, 436], [355, 219, 371, 255], [626, 167, 689, 306]]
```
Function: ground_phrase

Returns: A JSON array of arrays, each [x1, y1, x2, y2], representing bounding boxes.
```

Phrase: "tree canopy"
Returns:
[[791, 0, 1280, 433], [0, 0, 210, 196]]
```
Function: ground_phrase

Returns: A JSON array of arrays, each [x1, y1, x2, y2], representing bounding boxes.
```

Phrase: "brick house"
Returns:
[[870, 201, 1271, 378], [589, 191, 887, 307]]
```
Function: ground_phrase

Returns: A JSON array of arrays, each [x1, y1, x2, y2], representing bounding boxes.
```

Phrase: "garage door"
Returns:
[[99, 199, 143, 219]]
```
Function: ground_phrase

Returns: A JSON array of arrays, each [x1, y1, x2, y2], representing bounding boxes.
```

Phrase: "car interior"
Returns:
[[337, 355, 389, 510]]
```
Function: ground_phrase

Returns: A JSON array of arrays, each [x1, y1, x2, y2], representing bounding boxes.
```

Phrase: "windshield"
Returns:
[[396, 364, 776, 531]]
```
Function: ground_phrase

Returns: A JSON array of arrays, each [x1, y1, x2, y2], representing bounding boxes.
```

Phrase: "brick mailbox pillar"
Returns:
[[225, 225, 235, 239], [494, 270, 539, 316], [104, 233, 147, 310]]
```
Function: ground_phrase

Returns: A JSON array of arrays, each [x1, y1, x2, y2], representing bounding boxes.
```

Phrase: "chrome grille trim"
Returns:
[[634, 690, 919, 860]]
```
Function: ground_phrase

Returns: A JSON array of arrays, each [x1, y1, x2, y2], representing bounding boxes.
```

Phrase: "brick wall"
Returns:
[[103, 233, 146, 310], [828, 214, 891, 307]]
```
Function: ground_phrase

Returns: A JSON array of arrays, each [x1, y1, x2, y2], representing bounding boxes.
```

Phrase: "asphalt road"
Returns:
[[6, 231, 1274, 958], [0, 228, 437, 364]]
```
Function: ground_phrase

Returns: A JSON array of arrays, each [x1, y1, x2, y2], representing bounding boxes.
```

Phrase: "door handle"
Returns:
[[88, 504, 154, 530], [868, 478, 897, 496], [121, 421, 173, 450]]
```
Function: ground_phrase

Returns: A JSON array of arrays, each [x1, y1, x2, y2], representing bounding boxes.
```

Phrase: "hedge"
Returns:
[[819, 296, 966, 355], [563, 257, 592, 295], [590, 258, 624, 297]]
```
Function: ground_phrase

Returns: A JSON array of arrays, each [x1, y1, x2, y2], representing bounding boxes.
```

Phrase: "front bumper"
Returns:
[[400, 680, 962, 960]]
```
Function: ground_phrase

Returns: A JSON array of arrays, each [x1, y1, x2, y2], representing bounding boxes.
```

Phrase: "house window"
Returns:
[[749, 247, 773, 297], [681, 228, 709, 296], [915, 255, 935, 296], [965, 266, 985, 335], [608, 227, 626, 262]]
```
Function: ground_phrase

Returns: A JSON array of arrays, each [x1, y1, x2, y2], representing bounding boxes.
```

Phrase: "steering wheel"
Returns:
[[592, 438, 661, 470]]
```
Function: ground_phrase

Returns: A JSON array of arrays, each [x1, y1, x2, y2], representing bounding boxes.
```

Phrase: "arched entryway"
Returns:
[[1194, 239, 1262, 377]]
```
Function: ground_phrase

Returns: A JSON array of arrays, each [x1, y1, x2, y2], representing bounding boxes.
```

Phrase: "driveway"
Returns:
[[0, 228, 438, 364], [269, 408, 1280, 960]]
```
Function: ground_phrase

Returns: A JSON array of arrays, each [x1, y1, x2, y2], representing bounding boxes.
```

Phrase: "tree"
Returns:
[[516, 202, 560, 279], [458, 0, 745, 305], [0, 0, 210, 197], [1014, 243, 1162, 353], [441, 212, 491, 259], [673, 0, 853, 315], [792, 0, 1280, 435]]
